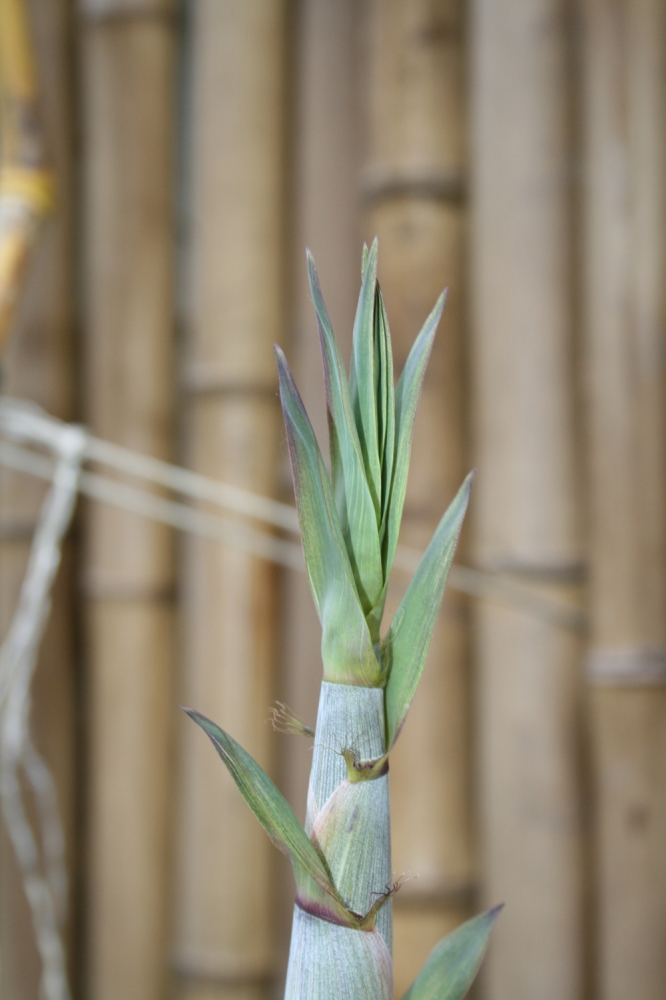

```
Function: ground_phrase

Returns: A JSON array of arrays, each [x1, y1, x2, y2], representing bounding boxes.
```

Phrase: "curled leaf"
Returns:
[[349, 237, 381, 510], [276, 347, 381, 686], [307, 252, 384, 618]]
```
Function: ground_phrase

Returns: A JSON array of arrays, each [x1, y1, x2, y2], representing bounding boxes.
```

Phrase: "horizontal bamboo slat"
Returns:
[[581, 2, 666, 997], [79, 4, 176, 998], [471, 3, 584, 998]]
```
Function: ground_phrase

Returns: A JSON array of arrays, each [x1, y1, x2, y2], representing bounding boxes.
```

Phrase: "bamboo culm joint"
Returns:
[[186, 241, 501, 999]]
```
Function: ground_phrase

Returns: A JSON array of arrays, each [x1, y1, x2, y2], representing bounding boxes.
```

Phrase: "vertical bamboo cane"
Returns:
[[0, 0, 76, 994], [173, 4, 286, 998], [470, 3, 584, 999], [79, 3, 176, 999], [581, 3, 666, 997], [363, 3, 471, 996], [472, 0, 583, 1000], [277, 0, 362, 979]]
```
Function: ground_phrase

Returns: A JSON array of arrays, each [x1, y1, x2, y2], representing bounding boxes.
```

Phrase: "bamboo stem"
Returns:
[[470, 3, 584, 998], [173, 4, 287, 998], [79, 3, 176, 998], [284, 683, 391, 1000], [363, 4, 471, 996], [581, 2, 666, 996], [0, 0, 75, 992]]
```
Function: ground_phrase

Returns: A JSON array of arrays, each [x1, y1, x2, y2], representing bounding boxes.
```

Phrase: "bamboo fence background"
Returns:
[[0, 2, 664, 999], [79, 2, 176, 998], [470, 3, 584, 997], [363, 5, 471, 997]]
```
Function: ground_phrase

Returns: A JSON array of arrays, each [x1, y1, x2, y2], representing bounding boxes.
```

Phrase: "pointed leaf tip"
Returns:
[[306, 247, 384, 622], [383, 291, 448, 578], [400, 905, 501, 1000], [350, 237, 381, 514], [385, 472, 473, 748]]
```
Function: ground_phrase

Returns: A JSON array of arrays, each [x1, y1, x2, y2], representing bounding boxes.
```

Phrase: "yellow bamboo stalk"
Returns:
[[79, 3, 176, 999], [581, 2, 666, 997], [470, 3, 584, 999], [363, 3, 471, 996], [0, 0, 75, 992], [173, 4, 286, 999], [277, 0, 362, 975], [0, 0, 56, 351]]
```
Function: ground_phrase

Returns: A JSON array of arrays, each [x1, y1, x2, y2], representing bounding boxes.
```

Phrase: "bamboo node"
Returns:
[[360, 164, 465, 205], [586, 647, 666, 687]]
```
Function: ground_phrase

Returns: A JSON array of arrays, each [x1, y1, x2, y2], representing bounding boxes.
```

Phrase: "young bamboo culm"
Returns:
[[186, 242, 500, 999]]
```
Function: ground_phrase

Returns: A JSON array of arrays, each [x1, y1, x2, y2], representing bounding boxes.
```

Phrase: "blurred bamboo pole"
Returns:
[[581, 2, 666, 998], [173, 4, 286, 999], [277, 0, 361, 980], [363, 4, 471, 997], [79, 2, 176, 998], [470, 3, 584, 999], [0, 0, 56, 350], [0, 0, 76, 993]]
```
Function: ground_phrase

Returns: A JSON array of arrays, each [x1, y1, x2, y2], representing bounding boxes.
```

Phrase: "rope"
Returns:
[[0, 420, 84, 1000], [0, 398, 586, 631]]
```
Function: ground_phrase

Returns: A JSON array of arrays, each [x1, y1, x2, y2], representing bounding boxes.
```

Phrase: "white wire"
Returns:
[[0, 438, 304, 572], [0, 398, 300, 532]]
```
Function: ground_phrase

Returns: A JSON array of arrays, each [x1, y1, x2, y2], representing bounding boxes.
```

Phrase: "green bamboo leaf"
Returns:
[[384, 292, 446, 578], [385, 473, 473, 748], [349, 238, 381, 510], [356, 286, 395, 641], [376, 288, 395, 529], [276, 347, 381, 686], [184, 709, 358, 928], [306, 251, 384, 619], [400, 906, 502, 1000]]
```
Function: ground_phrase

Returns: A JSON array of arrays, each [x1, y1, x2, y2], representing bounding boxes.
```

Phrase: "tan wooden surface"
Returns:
[[581, 2, 666, 997], [276, 0, 362, 984], [79, 6, 176, 999], [363, 3, 471, 996], [173, 4, 286, 998], [0, 0, 76, 993], [470, 2, 584, 998]]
